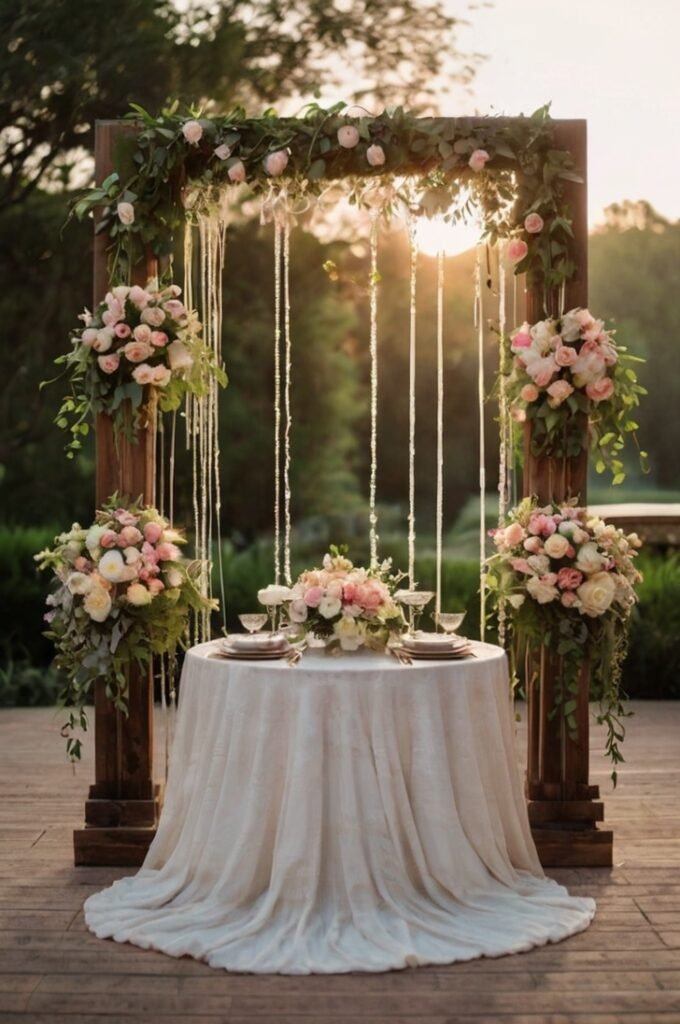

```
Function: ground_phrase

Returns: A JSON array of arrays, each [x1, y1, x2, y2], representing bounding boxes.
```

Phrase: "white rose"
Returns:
[[333, 617, 365, 650], [85, 526, 105, 551], [166, 340, 193, 371], [543, 533, 571, 560], [319, 596, 342, 619], [289, 599, 309, 623], [127, 583, 153, 606], [83, 586, 112, 622], [560, 310, 582, 342], [123, 546, 142, 565], [576, 571, 617, 617], [182, 120, 203, 145], [98, 549, 125, 582], [530, 319, 558, 353], [258, 584, 293, 606], [117, 202, 135, 226], [526, 576, 559, 604], [527, 554, 550, 576], [66, 572, 93, 596], [111, 285, 130, 302], [93, 329, 114, 353], [128, 285, 150, 309], [575, 541, 607, 576], [141, 306, 166, 327]]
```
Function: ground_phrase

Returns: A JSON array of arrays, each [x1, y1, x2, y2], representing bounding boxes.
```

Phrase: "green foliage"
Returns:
[[622, 554, 680, 699], [0, 658, 63, 708]]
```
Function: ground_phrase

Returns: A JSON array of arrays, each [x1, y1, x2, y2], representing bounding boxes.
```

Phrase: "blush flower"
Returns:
[[507, 239, 529, 263], [337, 125, 360, 148], [97, 353, 120, 374], [264, 150, 289, 176], [366, 144, 386, 167], [228, 160, 246, 183], [116, 202, 135, 226], [468, 149, 489, 171], [547, 379, 574, 408], [586, 377, 615, 402], [182, 120, 203, 145], [524, 212, 544, 234]]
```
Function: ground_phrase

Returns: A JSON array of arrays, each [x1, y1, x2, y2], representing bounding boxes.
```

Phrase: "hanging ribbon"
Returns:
[[497, 241, 509, 648], [435, 248, 445, 624], [407, 212, 418, 588], [282, 222, 293, 586], [475, 245, 487, 640], [273, 222, 282, 584], [368, 211, 380, 568]]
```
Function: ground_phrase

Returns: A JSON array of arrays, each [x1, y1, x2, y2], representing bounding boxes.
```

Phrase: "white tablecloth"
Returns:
[[85, 641, 595, 973]]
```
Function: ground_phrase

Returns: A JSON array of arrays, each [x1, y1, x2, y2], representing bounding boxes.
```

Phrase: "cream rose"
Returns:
[[543, 533, 571, 559], [576, 571, 616, 617], [123, 340, 154, 363], [319, 595, 342, 619], [67, 572, 93, 595], [98, 549, 126, 582], [127, 582, 153, 606], [333, 617, 365, 650], [141, 306, 165, 327], [166, 340, 193, 371], [575, 541, 607, 575], [526, 575, 559, 604], [83, 586, 112, 622]]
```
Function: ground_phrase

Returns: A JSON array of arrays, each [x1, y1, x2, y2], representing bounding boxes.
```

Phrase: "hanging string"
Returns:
[[407, 212, 418, 588], [475, 245, 487, 640], [282, 222, 293, 586], [435, 248, 445, 624], [212, 219, 228, 632], [273, 222, 283, 584], [369, 211, 380, 568], [497, 242, 509, 648]]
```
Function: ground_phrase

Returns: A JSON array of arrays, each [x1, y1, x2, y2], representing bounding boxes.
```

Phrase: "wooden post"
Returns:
[[523, 120, 613, 867], [73, 120, 162, 866]]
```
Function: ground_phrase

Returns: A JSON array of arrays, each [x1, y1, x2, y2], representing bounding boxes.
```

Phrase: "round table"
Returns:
[[84, 640, 595, 973]]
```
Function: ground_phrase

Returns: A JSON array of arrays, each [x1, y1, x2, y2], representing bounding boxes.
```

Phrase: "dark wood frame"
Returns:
[[74, 116, 612, 868]]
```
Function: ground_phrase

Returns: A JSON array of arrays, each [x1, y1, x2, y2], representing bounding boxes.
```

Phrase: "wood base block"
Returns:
[[74, 825, 157, 866], [528, 800, 605, 825], [532, 826, 613, 867]]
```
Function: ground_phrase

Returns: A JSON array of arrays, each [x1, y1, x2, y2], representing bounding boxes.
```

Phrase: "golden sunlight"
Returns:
[[414, 215, 482, 257]]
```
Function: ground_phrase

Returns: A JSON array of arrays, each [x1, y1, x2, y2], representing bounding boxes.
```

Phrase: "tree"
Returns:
[[0, 0, 478, 208]]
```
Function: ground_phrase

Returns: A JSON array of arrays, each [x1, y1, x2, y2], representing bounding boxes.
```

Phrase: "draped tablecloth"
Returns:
[[84, 640, 595, 973]]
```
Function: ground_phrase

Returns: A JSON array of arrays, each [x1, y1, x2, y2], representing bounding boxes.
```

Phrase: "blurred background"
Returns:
[[1, 0, 678, 704]]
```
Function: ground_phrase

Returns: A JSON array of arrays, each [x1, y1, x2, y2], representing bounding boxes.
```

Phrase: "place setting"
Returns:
[[211, 613, 306, 666]]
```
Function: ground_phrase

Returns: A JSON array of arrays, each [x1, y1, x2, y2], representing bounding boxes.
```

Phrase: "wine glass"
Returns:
[[239, 613, 268, 634], [395, 589, 435, 635], [436, 611, 466, 635]]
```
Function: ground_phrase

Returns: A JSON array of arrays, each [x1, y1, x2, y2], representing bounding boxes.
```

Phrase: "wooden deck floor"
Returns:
[[1, 701, 679, 1023]]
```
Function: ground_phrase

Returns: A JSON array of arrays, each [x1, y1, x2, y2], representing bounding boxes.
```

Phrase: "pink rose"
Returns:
[[528, 514, 557, 537], [511, 331, 533, 350], [507, 239, 529, 263], [304, 586, 324, 607], [142, 541, 158, 564], [214, 144, 231, 161], [162, 300, 185, 320], [554, 343, 578, 367], [557, 567, 583, 591], [510, 557, 532, 574], [337, 125, 360, 148], [133, 323, 152, 343], [468, 149, 489, 171], [93, 329, 114, 353], [504, 522, 526, 547], [151, 366, 172, 387], [128, 286, 149, 309], [100, 529, 118, 549], [147, 578, 165, 595], [586, 377, 615, 402], [264, 150, 289, 176], [156, 542, 181, 562], [561, 591, 578, 608], [114, 322, 132, 339], [143, 522, 163, 544], [228, 160, 246, 183], [114, 509, 138, 526], [74, 556, 91, 571], [141, 306, 166, 327], [182, 120, 203, 145], [523, 536, 543, 554], [520, 383, 539, 402], [547, 379, 574, 407], [132, 363, 155, 385], [366, 144, 385, 167], [524, 212, 544, 234], [527, 355, 558, 388], [97, 353, 120, 374], [123, 341, 153, 363], [572, 339, 606, 386], [118, 525, 143, 547], [150, 331, 169, 348]]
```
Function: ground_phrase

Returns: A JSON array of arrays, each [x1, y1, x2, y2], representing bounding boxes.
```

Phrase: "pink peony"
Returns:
[[507, 238, 529, 263], [150, 331, 169, 348], [304, 586, 324, 607], [142, 541, 158, 564], [528, 513, 557, 538], [114, 322, 132, 339], [100, 529, 119, 549], [547, 379, 574, 407], [554, 343, 578, 367], [524, 212, 544, 234], [520, 383, 539, 402], [264, 150, 289, 176], [557, 567, 583, 591], [366, 144, 386, 167], [228, 160, 246, 183], [132, 363, 155, 385], [97, 353, 120, 374], [337, 125, 360, 149], [123, 341, 153, 363], [468, 149, 489, 171], [156, 542, 181, 562], [143, 522, 163, 544], [510, 557, 532, 574], [586, 377, 615, 402]]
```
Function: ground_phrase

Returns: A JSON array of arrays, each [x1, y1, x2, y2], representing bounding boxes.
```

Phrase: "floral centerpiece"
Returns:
[[35, 497, 215, 759], [51, 281, 226, 455], [505, 308, 646, 482], [486, 499, 642, 780], [258, 547, 405, 651]]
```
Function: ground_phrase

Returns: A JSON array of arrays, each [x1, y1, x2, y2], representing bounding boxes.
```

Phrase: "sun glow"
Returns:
[[414, 215, 483, 258]]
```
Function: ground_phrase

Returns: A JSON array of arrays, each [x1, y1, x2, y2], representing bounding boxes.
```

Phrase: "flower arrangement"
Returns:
[[258, 547, 405, 651], [505, 308, 646, 482], [51, 281, 227, 455], [486, 499, 643, 780], [35, 497, 215, 759]]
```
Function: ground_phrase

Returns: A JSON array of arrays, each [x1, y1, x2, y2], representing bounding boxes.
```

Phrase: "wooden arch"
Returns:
[[75, 115, 612, 869]]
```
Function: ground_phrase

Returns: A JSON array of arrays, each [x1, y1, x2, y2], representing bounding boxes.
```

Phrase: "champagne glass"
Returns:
[[436, 611, 466, 636], [395, 589, 435, 635], [239, 613, 268, 634]]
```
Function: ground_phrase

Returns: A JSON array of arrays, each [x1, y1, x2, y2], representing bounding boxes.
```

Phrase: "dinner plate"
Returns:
[[401, 635, 470, 654], [400, 646, 474, 660], [215, 641, 292, 661]]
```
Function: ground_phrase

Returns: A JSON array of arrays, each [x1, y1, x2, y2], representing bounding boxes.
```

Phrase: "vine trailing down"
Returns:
[[35, 497, 216, 760], [485, 499, 643, 782], [504, 307, 647, 482]]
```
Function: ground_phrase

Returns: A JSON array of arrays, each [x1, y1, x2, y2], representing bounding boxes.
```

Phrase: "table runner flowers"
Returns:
[[35, 496, 216, 759], [50, 281, 226, 455], [258, 547, 405, 651], [505, 308, 646, 483], [486, 499, 642, 780]]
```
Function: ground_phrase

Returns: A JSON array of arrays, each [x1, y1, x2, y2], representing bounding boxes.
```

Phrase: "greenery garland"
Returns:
[[70, 101, 582, 295]]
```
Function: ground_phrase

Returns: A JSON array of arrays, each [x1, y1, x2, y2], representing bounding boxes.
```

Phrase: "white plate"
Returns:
[[224, 633, 288, 652], [215, 642, 292, 661], [401, 635, 469, 654]]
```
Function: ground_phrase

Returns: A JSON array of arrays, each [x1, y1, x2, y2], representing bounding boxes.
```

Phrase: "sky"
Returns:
[[448, 0, 680, 226]]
